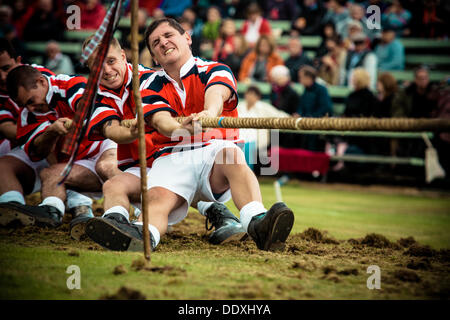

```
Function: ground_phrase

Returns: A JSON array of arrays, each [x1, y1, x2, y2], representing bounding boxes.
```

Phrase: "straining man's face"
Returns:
[[88, 45, 128, 90]]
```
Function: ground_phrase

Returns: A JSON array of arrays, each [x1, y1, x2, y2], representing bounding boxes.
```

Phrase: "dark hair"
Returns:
[[299, 65, 317, 81], [246, 85, 262, 98], [0, 37, 17, 59], [144, 18, 186, 56], [6, 65, 41, 100]]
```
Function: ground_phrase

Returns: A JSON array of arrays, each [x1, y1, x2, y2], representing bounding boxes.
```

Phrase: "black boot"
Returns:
[[205, 203, 247, 244], [69, 205, 94, 241]]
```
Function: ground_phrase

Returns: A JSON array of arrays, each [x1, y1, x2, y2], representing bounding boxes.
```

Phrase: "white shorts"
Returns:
[[0, 139, 11, 157], [6, 147, 49, 194], [75, 139, 117, 183], [140, 140, 239, 225]]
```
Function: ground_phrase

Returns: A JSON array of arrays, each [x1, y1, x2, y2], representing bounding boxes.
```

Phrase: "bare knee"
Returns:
[[95, 158, 118, 182]]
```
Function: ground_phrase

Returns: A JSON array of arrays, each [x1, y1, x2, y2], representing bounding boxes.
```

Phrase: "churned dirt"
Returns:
[[0, 193, 449, 299]]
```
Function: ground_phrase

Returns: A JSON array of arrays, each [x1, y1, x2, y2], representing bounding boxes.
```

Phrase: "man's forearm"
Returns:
[[31, 130, 60, 159], [0, 121, 17, 141]]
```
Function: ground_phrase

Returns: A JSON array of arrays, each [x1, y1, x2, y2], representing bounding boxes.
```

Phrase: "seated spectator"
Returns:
[[238, 85, 290, 170], [266, 0, 299, 21], [269, 65, 301, 149], [317, 35, 347, 86], [43, 41, 75, 75], [240, 2, 272, 47], [202, 6, 222, 43], [222, 33, 251, 79], [392, 66, 438, 118], [345, 68, 378, 117], [23, 0, 64, 41], [291, 0, 327, 36], [381, 0, 412, 37], [122, 8, 148, 60], [340, 32, 377, 90], [419, 0, 448, 38], [323, 0, 350, 28], [78, 0, 106, 30], [179, 18, 201, 58], [376, 72, 399, 118], [336, 3, 380, 41], [284, 37, 312, 82], [316, 21, 338, 58], [239, 34, 284, 83], [181, 7, 203, 38], [296, 65, 333, 151], [159, 0, 192, 18], [10, 0, 34, 40], [391, 66, 439, 158], [212, 18, 236, 63], [332, 68, 379, 169], [374, 26, 405, 71], [269, 65, 300, 116]]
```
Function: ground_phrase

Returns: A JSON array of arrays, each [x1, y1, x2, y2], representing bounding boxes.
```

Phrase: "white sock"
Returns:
[[197, 201, 213, 216], [134, 222, 160, 248], [66, 189, 93, 209], [239, 201, 266, 232], [0, 191, 26, 205], [40, 196, 65, 215], [103, 205, 129, 222]]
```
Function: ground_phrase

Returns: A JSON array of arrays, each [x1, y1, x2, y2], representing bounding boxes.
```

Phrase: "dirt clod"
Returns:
[[397, 236, 417, 248], [360, 233, 394, 248], [300, 228, 339, 244], [404, 244, 436, 257], [337, 268, 359, 276], [100, 286, 146, 300], [113, 265, 127, 275], [407, 258, 431, 271], [68, 250, 79, 257]]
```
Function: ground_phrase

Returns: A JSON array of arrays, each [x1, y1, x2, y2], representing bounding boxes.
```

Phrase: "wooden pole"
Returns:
[[130, 0, 151, 262]]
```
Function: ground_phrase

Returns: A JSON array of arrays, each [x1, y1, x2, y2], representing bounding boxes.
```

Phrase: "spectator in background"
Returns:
[[376, 72, 398, 118], [179, 18, 201, 58], [323, 0, 349, 28], [212, 18, 236, 63], [391, 66, 439, 158], [420, 0, 448, 38], [122, 8, 148, 61], [266, 0, 299, 21], [381, 0, 412, 37], [374, 26, 405, 71], [238, 85, 289, 170], [345, 68, 378, 118], [296, 65, 333, 151], [269, 65, 300, 149], [291, 0, 327, 36], [181, 7, 203, 38], [222, 33, 251, 79], [239, 34, 284, 83], [337, 3, 380, 41], [318, 35, 347, 86], [23, 0, 64, 41], [316, 21, 338, 58], [341, 32, 377, 90], [10, 0, 34, 40], [392, 66, 438, 118], [159, 0, 192, 18], [284, 37, 312, 82], [240, 2, 272, 47], [333, 68, 379, 170], [202, 6, 222, 43], [44, 41, 74, 75], [270, 65, 300, 116], [78, 0, 106, 30]]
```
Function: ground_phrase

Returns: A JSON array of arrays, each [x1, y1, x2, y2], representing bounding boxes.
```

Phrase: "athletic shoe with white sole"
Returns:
[[85, 213, 155, 252], [205, 203, 247, 244], [247, 202, 294, 251]]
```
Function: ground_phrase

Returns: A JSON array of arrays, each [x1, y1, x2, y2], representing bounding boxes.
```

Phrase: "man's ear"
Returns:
[[16, 56, 22, 64], [185, 32, 192, 46]]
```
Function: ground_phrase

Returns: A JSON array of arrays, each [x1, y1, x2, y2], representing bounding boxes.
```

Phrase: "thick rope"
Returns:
[[73, 117, 450, 132]]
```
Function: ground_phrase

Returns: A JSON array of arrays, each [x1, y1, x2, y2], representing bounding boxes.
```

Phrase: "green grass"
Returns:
[[0, 180, 449, 300]]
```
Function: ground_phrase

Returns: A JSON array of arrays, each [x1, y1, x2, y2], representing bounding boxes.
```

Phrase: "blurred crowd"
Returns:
[[0, 0, 449, 181]]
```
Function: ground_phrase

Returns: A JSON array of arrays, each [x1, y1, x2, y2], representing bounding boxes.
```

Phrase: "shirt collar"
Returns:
[[162, 55, 195, 81], [45, 75, 53, 104]]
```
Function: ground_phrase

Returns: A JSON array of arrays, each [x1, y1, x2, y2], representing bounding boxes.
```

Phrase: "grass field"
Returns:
[[0, 179, 449, 300]]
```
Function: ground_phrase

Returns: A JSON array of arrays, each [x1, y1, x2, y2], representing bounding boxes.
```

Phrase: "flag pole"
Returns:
[[130, 0, 151, 262]]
